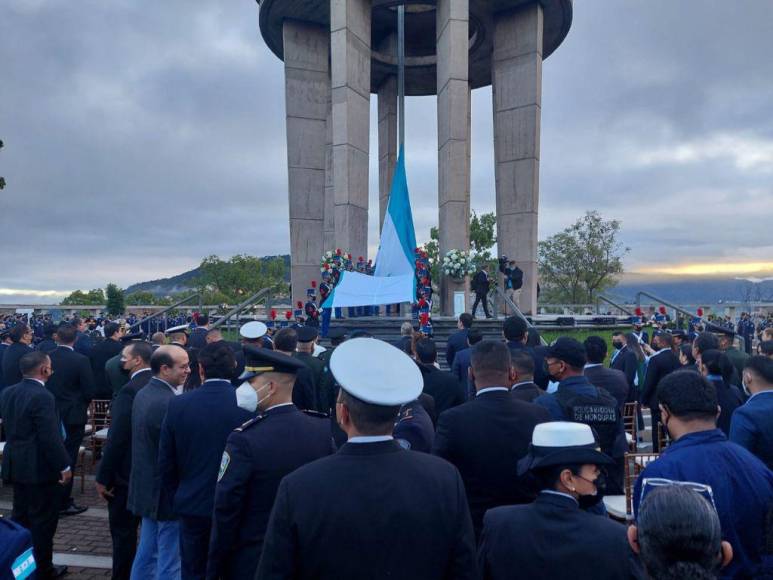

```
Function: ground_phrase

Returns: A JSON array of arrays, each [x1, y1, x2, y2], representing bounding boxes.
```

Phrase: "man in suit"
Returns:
[[72, 317, 94, 357], [0, 327, 12, 391], [128, 345, 190, 579], [640, 332, 680, 452], [446, 313, 472, 367], [187, 314, 210, 350], [470, 265, 492, 319], [510, 350, 545, 403], [256, 338, 477, 580], [478, 422, 642, 580], [731, 356, 773, 469], [394, 322, 414, 355], [208, 346, 336, 580], [272, 328, 318, 411], [2, 323, 34, 389], [415, 338, 465, 416], [46, 323, 95, 515], [293, 326, 325, 410], [583, 336, 629, 411], [1, 351, 71, 579], [503, 316, 548, 389], [433, 341, 550, 538], [95, 341, 153, 580], [89, 321, 125, 399], [609, 331, 639, 390], [158, 342, 254, 580], [35, 324, 58, 354], [452, 329, 483, 400]]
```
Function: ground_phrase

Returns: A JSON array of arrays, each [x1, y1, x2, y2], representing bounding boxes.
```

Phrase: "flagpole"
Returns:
[[397, 3, 405, 151]]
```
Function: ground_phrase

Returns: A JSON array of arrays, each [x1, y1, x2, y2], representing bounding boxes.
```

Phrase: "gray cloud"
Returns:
[[1, 0, 771, 301]]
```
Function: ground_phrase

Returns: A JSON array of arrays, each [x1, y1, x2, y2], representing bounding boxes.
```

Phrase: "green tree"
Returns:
[[125, 291, 157, 305], [195, 254, 287, 303], [60, 288, 106, 306], [538, 211, 628, 304], [105, 283, 125, 316], [420, 211, 497, 281]]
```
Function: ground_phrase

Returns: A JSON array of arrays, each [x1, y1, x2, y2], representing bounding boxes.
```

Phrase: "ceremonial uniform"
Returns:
[[393, 398, 435, 452], [207, 405, 335, 579]]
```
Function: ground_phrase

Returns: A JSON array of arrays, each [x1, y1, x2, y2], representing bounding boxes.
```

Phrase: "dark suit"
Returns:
[[510, 381, 544, 403], [584, 365, 629, 411], [207, 405, 335, 580], [640, 349, 680, 452], [2, 343, 33, 391], [292, 366, 316, 411], [418, 364, 465, 416], [706, 376, 744, 437], [96, 368, 152, 580], [471, 271, 491, 318], [47, 345, 96, 509], [89, 338, 124, 399], [256, 440, 477, 580], [74, 331, 93, 357], [432, 389, 551, 537], [127, 377, 177, 521], [294, 352, 324, 411], [188, 327, 209, 350], [159, 379, 253, 580], [507, 341, 549, 389], [0, 342, 8, 391], [446, 329, 469, 367], [36, 338, 58, 354], [479, 493, 643, 580], [451, 347, 473, 399], [610, 346, 638, 390], [0, 379, 70, 578]]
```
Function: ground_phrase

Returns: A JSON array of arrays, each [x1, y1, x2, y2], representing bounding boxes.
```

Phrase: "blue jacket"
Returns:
[[730, 390, 773, 470], [445, 329, 469, 367], [633, 429, 773, 579], [158, 379, 254, 518], [451, 348, 473, 399]]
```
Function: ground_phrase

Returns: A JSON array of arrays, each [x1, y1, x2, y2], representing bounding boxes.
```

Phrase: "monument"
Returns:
[[257, 0, 572, 315]]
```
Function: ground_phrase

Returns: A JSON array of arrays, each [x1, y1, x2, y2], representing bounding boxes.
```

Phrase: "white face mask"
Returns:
[[235, 381, 269, 412]]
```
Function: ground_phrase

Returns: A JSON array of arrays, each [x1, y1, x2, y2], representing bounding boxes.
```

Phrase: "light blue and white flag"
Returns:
[[323, 147, 417, 308]]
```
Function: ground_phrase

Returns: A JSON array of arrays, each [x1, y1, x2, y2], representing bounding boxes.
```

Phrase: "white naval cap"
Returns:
[[165, 324, 189, 335], [532, 422, 597, 448], [239, 321, 268, 340], [330, 337, 422, 406]]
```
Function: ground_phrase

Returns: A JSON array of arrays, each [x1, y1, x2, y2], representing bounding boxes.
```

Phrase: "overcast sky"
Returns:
[[2, 0, 772, 302]]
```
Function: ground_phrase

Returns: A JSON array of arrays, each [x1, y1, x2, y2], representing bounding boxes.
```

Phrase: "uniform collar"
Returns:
[[349, 435, 394, 444], [264, 402, 295, 413], [130, 368, 151, 380], [512, 381, 535, 390], [339, 439, 402, 455], [476, 387, 509, 397]]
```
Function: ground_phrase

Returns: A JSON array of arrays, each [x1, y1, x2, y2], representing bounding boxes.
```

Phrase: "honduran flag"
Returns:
[[322, 147, 417, 308]]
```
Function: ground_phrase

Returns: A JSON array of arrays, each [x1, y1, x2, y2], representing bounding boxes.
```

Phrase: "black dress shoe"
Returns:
[[59, 503, 88, 516]]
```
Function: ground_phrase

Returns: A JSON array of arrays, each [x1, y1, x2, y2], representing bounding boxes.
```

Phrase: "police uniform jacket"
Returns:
[[432, 389, 551, 537], [46, 346, 96, 426], [0, 379, 70, 484], [393, 398, 435, 452], [207, 404, 335, 580], [96, 369, 152, 488], [158, 379, 254, 518], [127, 377, 177, 520], [1, 343, 33, 391], [88, 337, 123, 398], [730, 390, 773, 469], [256, 439, 477, 580], [478, 492, 643, 580], [583, 365, 629, 412]]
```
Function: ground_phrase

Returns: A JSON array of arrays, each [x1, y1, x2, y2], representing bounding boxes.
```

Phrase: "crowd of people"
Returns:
[[0, 310, 772, 579]]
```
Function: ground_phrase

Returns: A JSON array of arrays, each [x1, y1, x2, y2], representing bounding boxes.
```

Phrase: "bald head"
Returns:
[[151, 345, 190, 387]]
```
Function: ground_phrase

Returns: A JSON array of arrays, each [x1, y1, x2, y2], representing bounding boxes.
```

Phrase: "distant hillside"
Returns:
[[126, 255, 291, 297], [608, 273, 773, 305]]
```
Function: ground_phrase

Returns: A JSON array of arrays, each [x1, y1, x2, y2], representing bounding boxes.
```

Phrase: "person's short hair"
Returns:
[[459, 313, 473, 329], [415, 338, 437, 364], [206, 328, 223, 339], [104, 322, 120, 339], [471, 341, 511, 376], [657, 370, 718, 421], [128, 341, 153, 365], [760, 340, 773, 357], [43, 323, 57, 338], [56, 323, 77, 345], [198, 342, 236, 379], [503, 316, 528, 342], [467, 329, 483, 346], [583, 336, 608, 364], [151, 348, 176, 375], [340, 389, 400, 434], [656, 332, 673, 348], [700, 349, 734, 383], [151, 332, 165, 345], [526, 328, 542, 348], [511, 350, 535, 377], [679, 344, 696, 366], [9, 324, 30, 343], [546, 337, 587, 370], [19, 351, 49, 377], [693, 332, 719, 355], [72, 317, 83, 328], [744, 355, 773, 385], [637, 485, 723, 580], [532, 464, 582, 492], [198, 314, 209, 326], [400, 322, 414, 336], [273, 328, 298, 352]]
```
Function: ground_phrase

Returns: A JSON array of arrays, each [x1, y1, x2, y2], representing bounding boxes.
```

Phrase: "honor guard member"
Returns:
[[236, 321, 269, 383], [478, 422, 643, 580], [256, 338, 478, 580], [294, 326, 325, 410], [207, 347, 335, 580], [392, 397, 435, 453]]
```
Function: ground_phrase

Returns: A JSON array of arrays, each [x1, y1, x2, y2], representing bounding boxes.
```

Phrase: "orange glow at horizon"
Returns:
[[635, 262, 773, 276]]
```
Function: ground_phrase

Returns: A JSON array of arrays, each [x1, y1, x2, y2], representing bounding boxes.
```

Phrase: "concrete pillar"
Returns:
[[437, 0, 471, 315], [283, 20, 330, 307], [330, 0, 371, 261], [492, 3, 543, 316], [378, 75, 398, 231], [324, 91, 335, 251]]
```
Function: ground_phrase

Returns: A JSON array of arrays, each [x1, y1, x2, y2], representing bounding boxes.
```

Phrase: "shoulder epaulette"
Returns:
[[235, 414, 265, 432], [302, 409, 329, 419]]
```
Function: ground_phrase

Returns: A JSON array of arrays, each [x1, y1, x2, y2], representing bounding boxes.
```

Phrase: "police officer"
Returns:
[[393, 397, 434, 452], [207, 347, 335, 579], [256, 338, 477, 580]]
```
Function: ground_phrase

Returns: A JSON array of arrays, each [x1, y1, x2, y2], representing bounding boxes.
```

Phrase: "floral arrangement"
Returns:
[[320, 249, 352, 273], [441, 249, 476, 280]]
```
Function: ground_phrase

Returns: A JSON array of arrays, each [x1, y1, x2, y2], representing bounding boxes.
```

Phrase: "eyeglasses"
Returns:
[[639, 477, 716, 511]]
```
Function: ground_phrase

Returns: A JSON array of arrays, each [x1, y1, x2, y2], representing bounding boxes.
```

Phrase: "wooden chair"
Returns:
[[623, 402, 638, 452], [87, 399, 112, 467], [623, 452, 660, 516]]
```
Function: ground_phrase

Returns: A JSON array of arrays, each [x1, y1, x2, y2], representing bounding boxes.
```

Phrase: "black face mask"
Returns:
[[576, 472, 607, 510], [612, 342, 624, 350]]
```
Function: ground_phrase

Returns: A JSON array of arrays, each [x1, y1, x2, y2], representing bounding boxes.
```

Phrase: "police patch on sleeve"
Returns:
[[218, 451, 230, 482]]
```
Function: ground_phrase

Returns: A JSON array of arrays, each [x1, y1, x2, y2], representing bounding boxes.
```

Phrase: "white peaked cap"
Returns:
[[532, 422, 596, 448], [330, 338, 422, 405], [240, 321, 268, 339]]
